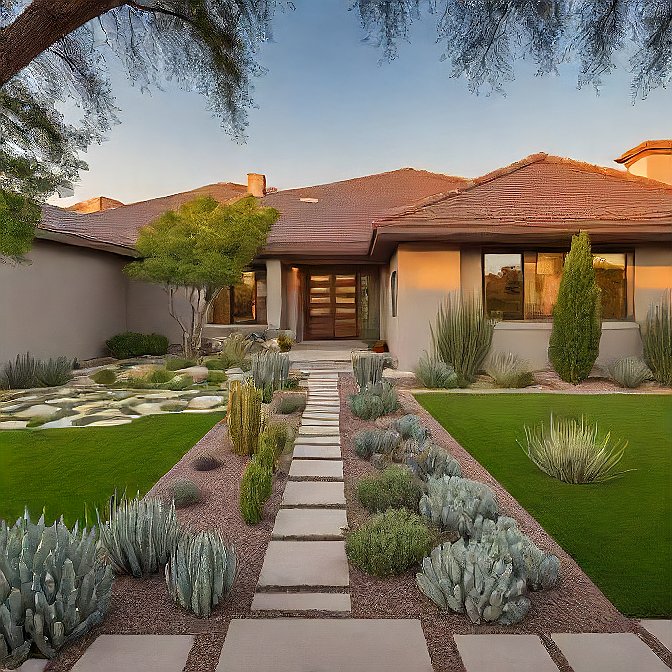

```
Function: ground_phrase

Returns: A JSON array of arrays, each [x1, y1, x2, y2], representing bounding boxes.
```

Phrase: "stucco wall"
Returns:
[[628, 155, 672, 185], [634, 246, 672, 323], [0, 240, 127, 362]]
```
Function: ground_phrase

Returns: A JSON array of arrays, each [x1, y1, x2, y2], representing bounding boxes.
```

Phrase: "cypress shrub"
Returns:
[[548, 232, 601, 384]]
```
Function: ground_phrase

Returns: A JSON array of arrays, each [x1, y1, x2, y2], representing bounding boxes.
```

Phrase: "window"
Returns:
[[484, 251, 628, 321], [391, 271, 398, 317], [209, 270, 267, 325]]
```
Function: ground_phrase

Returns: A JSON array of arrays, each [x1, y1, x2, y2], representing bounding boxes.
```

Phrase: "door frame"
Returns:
[[303, 267, 360, 340]]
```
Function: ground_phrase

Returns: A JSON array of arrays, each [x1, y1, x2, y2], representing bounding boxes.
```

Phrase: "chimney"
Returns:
[[615, 140, 672, 186], [247, 173, 266, 197], [65, 196, 124, 213]]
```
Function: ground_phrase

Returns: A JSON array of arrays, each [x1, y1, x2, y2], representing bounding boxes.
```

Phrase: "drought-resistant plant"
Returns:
[[207, 370, 227, 384], [642, 290, 672, 386], [485, 352, 534, 388], [352, 351, 386, 390], [357, 465, 423, 513], [419, 475, 499, 538], [145, 368, 176, 384], [168, 478, 202, 508], [251, 350, 289, 392], [255, 434, 278, 472], [414, 351, 459, 389], [205, 358, 227, 370], [34, 356, 74, 387], [1, 352, 38, 388], [98, 496, 180, 577], [0, 512, 114, 668], [92, 368, 117, 385], [275, 393, 306, 414], [165, 357, 197, 371], [191, 453, 222, 471], [263, 422, 292, 456], [227, 380, 263, 455], [162, 374, 194, 390], [277, 332, 294, 352], [348, 381, 398, 420], [346, 509, 434, 577], [354, 428, 401, 459], [105, 332, 168, 359], [548, 231, 602, 384], [519, 415, 632, 484], [416, 540, 531, 625], [239, 457, 272, 524], [609, 356, 653, 388], [407, 443, 462, 481], [165, 530, 236, 617], [390, 414, 430, 443], [431, 292, 495, 387], [217, 333, 253, 370]]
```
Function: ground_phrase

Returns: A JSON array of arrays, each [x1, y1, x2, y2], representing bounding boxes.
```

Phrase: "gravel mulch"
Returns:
[[338, 374, 672, 672]]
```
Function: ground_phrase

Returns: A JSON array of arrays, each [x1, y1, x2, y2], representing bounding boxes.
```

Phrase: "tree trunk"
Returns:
[[0, 0, 126, 86]]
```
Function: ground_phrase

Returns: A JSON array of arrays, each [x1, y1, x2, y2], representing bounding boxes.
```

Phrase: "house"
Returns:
[[1, 141, 671, 370]]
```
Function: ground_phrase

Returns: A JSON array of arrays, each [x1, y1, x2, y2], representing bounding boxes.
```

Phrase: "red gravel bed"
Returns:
[[338, 374, 668, 672]]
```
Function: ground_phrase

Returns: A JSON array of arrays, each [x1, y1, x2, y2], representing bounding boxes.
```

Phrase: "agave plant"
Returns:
[[609, 356, 653, 389], [484, 352, 534, 388], [519, 415, 633, 484], [642, 291, 671, 386], [34, 356, 74, 387], [354, 428, 401, 459], [414, 351, 458, 389]]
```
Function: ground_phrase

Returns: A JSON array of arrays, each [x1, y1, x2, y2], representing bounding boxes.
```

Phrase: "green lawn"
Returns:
[[0, 413, 224, 527], [416, 392, 672, 618]]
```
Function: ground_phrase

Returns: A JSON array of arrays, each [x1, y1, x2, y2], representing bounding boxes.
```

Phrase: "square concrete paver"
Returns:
[[257, 541, 349, 587], [293, 444, 342, 459], [71, 635, 194, 672], [282, 481, 346, 507], [272, 508, 348, 539], [301, 417, 339, 425], [289, 459, 343, 480], [216, 619, 433, 672], [302, 412, 340, 420], [552, 633, 669, 672], [641, 620, 672, 652], [455, 635, 558, 672], [299, 425, 340, 435], [251, 592, 351, 612], [294, 435, 340, 445]]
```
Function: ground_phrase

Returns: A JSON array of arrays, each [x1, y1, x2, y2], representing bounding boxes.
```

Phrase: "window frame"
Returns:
[[207, 267, 266, 325]]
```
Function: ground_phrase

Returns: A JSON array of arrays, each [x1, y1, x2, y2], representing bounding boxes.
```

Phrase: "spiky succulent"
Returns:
[[251, 350, 289, 392], [407, 443, 462, 481], [354, 428, 401, 459], [352, 351, 386, 390], [390, 414, 430, 443]]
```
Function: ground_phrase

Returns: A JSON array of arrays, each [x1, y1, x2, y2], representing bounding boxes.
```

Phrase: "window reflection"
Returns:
[[594, 253, 626, 319], [484, 254, 523, 320]]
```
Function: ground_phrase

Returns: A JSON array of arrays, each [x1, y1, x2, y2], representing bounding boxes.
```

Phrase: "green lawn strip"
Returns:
[[416, 392, 672, 618], [0, 413, 224, 527]]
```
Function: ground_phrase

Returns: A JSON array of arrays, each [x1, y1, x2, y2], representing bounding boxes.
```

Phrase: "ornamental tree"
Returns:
[[548, 231, 602, 384], [124, 195, 278, 358], [0, 189, 40, 263]]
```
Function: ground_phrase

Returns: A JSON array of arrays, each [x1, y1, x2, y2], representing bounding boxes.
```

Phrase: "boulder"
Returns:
[[175, 366, 209, 383], [15, 404, 60, 419], [187, 395, 224, 410]]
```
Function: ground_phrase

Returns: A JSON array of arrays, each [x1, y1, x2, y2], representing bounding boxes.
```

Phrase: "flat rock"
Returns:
[[251, 592, 351, 612], [13, 660, 48, 671], [187, 395, 224, 409], [455, 635, 558, 672], [216, 619, 433, 672], [0, 420, 29, 430], [640, 620, 672, 651], [71, 635, 194, 672], [14, 404, 59, 419], [302, 412, 340, 421], [289, 460, 343, 481], [294, 435, 340, 445], [293, 445, 342, 460], [298, 426, 340, 436], [176, 365, 209, 382], [551, 633, 669, 672], [131, 402, 166, 415], [272, 508, 348, 540], [257, 541, 349, 588], [282, 482, 345, 507]]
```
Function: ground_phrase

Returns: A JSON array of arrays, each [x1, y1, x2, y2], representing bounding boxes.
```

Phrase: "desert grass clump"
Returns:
[[191, 453, 222, 471], [485, 352, 534, 388], [92, 368, 117, 385], [357, 466, 423, 513], [519, 415, 633, 484], [609, 357, 653, 389], [414, 351, 459, 389], [218, 333, 253, 369], [169, 478, 202, 508], [227, 380, 263, 455], [239, 457, 272, 524], [346, 509, 434, 577], [642, 290, 672, 386], [207, 370, 227, 384], [431, 292, 494, 387], [276, 393, 306, 414], [0, 352, 73, 389], [354, 428, 401, 459]]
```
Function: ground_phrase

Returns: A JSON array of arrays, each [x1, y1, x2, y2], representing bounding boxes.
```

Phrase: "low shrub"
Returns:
[[218, 333, 253, 370], [191, 453, 222, 471], [390, 414, 430, 442], [262, 422, 292, 456], [162, 374, 193, 390], [239, 457, 272, 524], [407, 443, 462, 481], [276, 394, 306, 414], [485, 352, 534, 388], [348, 381, 398, 420], [146, 368, 176, 384], [354, 428, 400, 459], [169, 478, 202, 508], [106, 331, 168, 359], [414, 352, 459, 389], [205, 358, 227, 370], [207, 370, 227, 384], [277, 332, 294, 352], [92, 368, 117, 385], [166, 357, 197, 371], [346, 509, 434, 577], [609, 356, 653, 388], [357, 465, 422, 513], [144, 333, 170, 356], [256, 434, 279, 472]]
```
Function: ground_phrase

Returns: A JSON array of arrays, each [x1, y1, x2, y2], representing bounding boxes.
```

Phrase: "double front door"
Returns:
[[305, 271, 358, 339]]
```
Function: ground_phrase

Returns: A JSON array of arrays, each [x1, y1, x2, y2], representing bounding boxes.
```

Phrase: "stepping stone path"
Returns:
[[254, 371, 351, 613]]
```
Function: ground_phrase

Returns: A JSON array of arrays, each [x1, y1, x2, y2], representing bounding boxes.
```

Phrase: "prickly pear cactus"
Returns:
[[227, 380, 263, 455], [407, 443, 462, 481], [165, 530, 236, 617], [419, 476, 498, 538], [416, 540, 531, 625], [0, 512, 113, 668]]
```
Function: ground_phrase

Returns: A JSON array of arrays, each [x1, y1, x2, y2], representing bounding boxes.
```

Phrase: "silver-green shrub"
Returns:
[[251, 350, 289, 391], [348, 382, 397, 419], [165, 530, 236, 617], [485, 352, 534, 388], [419, 476, 498, 538], [408, 443, 462, 481], [354, 428, 401, 459], [609, 356, 653, 389], [98, 496, 180, 577], [352, 351, 386, 390], [642, 289, 672, 386], [0, 513, 113, 668], [414, 351, 459, 389], [416, 540, 530, 625], [390, 414, 430, 443], [519, 415, 632, 484]]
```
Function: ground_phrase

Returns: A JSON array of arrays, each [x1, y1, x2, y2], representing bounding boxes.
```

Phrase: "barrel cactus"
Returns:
[[98, 496, 179, 577], [0, 512, 113, 668], [407, 443, 462, 481], [227, 379, 263, 456], [165, 530, 236, 617], [419, 476, 498, 538], [416, 540, 531, 625]]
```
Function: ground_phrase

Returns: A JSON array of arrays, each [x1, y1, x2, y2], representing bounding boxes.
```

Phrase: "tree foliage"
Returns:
[[124, 195, 278, 357], [0, 188, 40, 262], [548, 231, 602, 384]]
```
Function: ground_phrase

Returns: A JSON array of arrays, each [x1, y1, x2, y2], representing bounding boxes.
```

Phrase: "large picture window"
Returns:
[[484, 251, 628, 321], [209, 270, 267, 325]]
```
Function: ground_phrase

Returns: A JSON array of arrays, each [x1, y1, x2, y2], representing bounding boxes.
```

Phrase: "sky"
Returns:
[[53, 0, 670, 207]]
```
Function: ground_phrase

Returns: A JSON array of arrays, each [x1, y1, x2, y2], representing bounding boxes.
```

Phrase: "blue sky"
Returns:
[[54, 0, 670, 207]]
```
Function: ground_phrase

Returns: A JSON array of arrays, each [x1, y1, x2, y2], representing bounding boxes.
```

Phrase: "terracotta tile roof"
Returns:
[[39, 182, 248, 249], [259, 168, 468, 257], [615, 139, 672, 166]]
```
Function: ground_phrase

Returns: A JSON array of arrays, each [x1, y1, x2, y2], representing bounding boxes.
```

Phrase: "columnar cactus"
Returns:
[[419, 476, 498, 538], [416, 540, 531, 625], [227, 380, 263, 455], [407, 443, 463, 481], [352, 351, 386, 390], [251, 351, 290, 391], [0, 512, 113, 668], [165, 531, 236, 617]]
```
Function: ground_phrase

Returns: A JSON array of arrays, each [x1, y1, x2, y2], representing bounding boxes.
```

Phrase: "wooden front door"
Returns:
[[305, 271, 358, 339]]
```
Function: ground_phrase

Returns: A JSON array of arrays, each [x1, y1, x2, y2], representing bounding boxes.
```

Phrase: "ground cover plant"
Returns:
[[349, 380, 398, 419], [357, 465, 422, 513], [0, 413, 224, 526], [416, 392, 672, 616]]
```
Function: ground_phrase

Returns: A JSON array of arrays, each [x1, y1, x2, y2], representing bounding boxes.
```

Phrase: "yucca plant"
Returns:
[[227, 380, 263, 455], [165, 530, 236, 617], [642, 290, 672, 386], [414, 351, 459, 389], [219, 333, 253, 369], [251, 350, 289, 392], [34, 356, 74, 387], [431, 292, 495, 387], [1, 352, 39, 389], [519, 415, 633, 484], [609, 357, 653, 389], [352, 351, 386, 390], [485, 352, 534, 388]]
